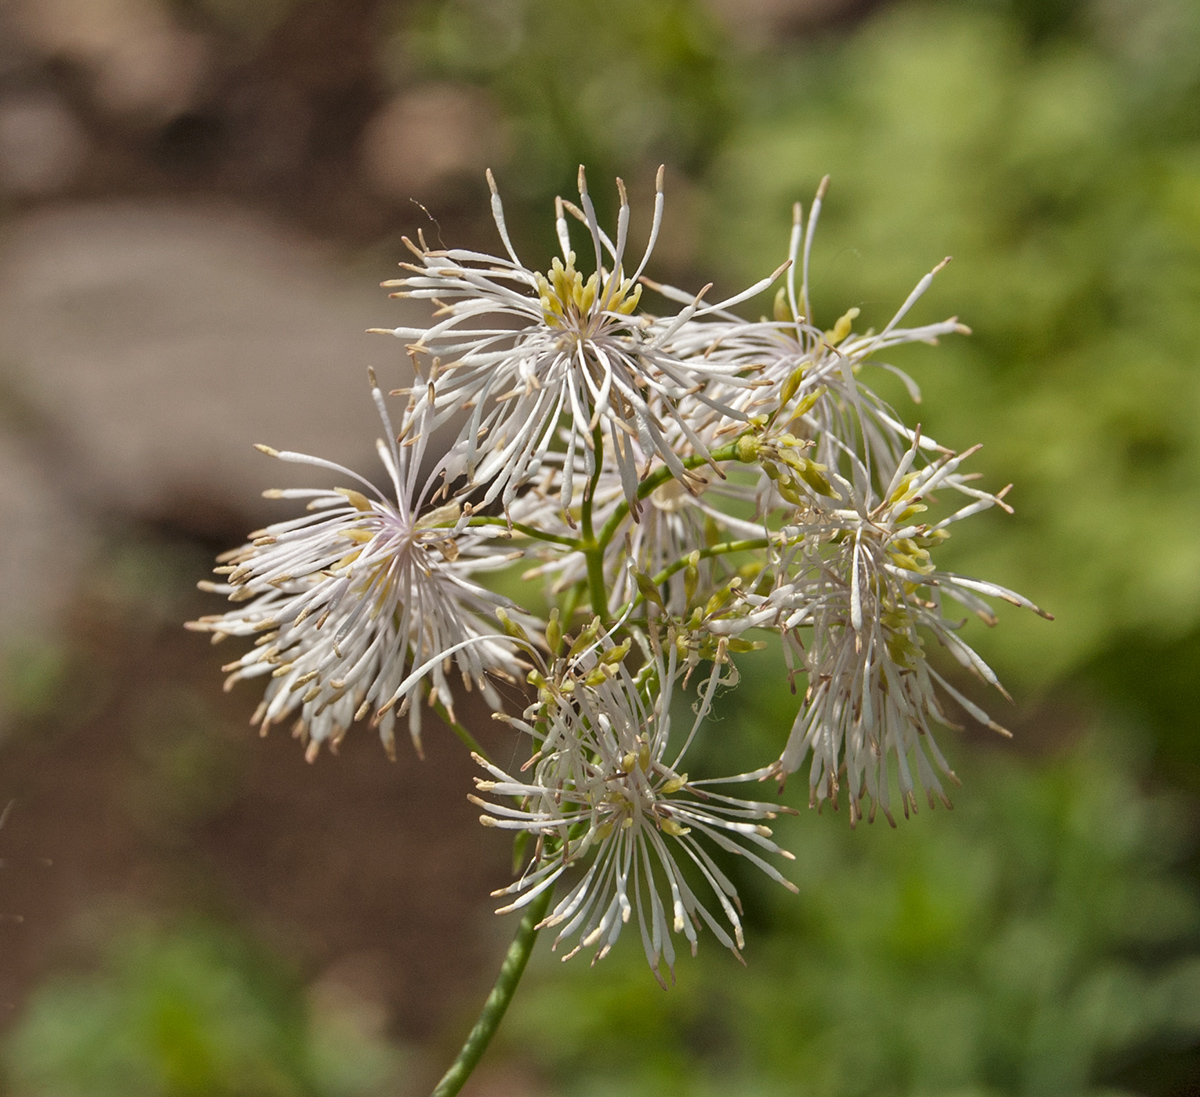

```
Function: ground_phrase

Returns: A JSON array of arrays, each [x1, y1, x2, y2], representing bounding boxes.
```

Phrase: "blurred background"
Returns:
[[1, 0, 1199, 1093]]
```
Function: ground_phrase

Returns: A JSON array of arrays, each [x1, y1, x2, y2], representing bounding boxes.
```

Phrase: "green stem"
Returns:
[[580, 424, 605, 546], [430, 884, 556, 1097], [464, 515, 581, 548], [596, 440, 745, 551], [584, 548, 608, 625], [430, 697, 492, 764], [649, 537, 772, 587], [581, 425, 610, 624], [619, 537, 773, 618]]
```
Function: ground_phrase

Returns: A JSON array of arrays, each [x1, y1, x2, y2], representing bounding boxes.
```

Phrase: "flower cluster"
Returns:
[[475, 627, 796, 985], [187, 387, 525, 759], [193, 168, 1049, 976]]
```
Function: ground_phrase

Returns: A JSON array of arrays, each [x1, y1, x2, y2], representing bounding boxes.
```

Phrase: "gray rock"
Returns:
[[0, 430, 94, 660], [0, 201, 428, 534], [0, 90, 89, 196]]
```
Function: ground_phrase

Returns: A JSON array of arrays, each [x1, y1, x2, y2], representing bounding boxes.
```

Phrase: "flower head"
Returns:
[[472, 626, 796, 983], [665, 179, 970, 496], [376, 167, 780, 515], [188, 381, 526, 758], [763, 440, 1051, 824]]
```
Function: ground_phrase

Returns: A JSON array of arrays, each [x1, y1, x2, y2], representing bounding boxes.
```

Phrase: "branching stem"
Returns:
[[464, 515, 581, 548], [650, 537, 773, 587], [596, 440, 746, 551]]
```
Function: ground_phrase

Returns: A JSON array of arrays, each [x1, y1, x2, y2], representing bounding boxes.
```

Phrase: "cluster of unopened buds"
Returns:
[[190, 166, 1050, 986]]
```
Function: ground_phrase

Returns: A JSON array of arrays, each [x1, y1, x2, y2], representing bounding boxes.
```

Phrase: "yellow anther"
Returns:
[[546, 608, 562, 656], [780, 365, 806, 407], [773, 286, 790, 322], [335, 488, 374, 512], [496, 608, 530, 642], [791, 386, 825, 419], [600, 638, 631, 665], [826, 307, 860, 346], [537, 252, 639, 330], [887, 473, 916, 504], [415, 500, 461, 529]]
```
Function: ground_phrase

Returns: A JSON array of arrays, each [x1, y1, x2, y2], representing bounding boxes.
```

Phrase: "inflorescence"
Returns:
[[190, 167, 1050, 979]]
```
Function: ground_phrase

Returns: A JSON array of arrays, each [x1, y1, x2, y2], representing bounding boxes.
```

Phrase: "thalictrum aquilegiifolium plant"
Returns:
[[189, 166, 1050, 1096]]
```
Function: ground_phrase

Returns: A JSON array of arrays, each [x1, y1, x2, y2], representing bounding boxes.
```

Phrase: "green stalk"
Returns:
[[596, 440, 745, 551], [429, 884, 556, 1097], [430, 696, 492, 763], [465, 515, 582, 548], [580, 424, 605, 544], [649, 537, 772, 587], [580, 425, 610, 623], [583, 548, 608, 625]]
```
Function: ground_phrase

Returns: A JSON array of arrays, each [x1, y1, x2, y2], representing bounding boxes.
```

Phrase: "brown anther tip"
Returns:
[[655, 164, 665, 191], [816, 174, 831, 199], [485, 168, 498, 194], [577, 164, 587, 194], [366, 327, 393, 335]]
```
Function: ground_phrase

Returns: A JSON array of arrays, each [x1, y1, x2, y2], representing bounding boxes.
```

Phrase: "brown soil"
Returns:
[[0, 571, 521, 1046]]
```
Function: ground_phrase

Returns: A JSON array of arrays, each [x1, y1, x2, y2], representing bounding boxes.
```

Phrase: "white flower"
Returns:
[[471, 627, 796, 984], [662, 178, 970, 495], [764, 440, 1051, 824], [374, 167, 780, 515], [187, 382, 526, 759]]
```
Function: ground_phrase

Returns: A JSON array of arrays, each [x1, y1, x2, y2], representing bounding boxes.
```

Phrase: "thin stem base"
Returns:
[[429, 884, 555, 1097]]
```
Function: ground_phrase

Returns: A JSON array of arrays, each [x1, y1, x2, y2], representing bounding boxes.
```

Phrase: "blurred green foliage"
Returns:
[[401, 0, 733, 211], [2, 920, 401, 1097], [708, 0, 1200, 691]]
